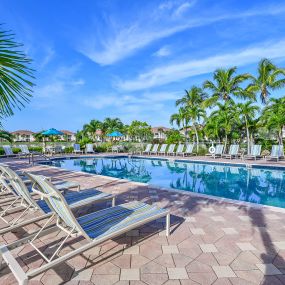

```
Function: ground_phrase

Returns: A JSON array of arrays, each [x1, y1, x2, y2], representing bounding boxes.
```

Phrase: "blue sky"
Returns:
[[1, 0, 285, 132]]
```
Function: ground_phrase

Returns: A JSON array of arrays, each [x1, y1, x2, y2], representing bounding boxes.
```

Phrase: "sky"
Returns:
[[1, 0, 285, 132]]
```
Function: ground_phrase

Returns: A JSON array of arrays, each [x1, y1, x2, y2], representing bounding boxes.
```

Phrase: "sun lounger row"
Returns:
[[0, 165, 170, 284], [207, 144, 284, 161], [142, 143, 195, 156]]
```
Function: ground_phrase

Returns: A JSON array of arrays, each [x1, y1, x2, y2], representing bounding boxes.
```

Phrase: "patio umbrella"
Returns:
[[107, 131, 123, 137], [41, 128, 64, 152], [42, 128, 64, 136]]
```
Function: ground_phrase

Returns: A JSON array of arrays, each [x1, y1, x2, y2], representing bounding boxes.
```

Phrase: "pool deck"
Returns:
[[1, 154, 285, 285]]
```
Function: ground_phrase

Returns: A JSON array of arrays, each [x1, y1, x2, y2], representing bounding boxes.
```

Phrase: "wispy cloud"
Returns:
[[153, 46, 171, 57], [78, 2, 285, 65], [117, 39, 285, 91]]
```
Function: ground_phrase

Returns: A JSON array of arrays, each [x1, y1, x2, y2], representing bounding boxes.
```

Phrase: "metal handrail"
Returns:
[[29, 153, 51, 165]]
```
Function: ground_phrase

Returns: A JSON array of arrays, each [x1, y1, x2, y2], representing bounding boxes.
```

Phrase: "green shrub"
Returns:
[[28, 146, 43, 153], [64, 146, 74, 153]]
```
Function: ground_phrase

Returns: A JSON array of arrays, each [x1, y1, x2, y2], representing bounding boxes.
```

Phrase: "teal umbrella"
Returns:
[[107, 131, 123, 137], [42, 128, 64, 136]]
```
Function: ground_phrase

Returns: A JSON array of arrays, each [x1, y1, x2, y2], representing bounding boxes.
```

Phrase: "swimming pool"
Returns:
[[47, 156, 285, 208]]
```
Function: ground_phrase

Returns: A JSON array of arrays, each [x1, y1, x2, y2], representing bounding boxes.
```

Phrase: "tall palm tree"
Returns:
[[260, 97, 285, 145], [247, 59, 285, 104], [0, 130, 13, 142], [83, 119, 102, 141], [203, 67, 252, 107], [204, 116, 220, 142], [102, 117, 124, 137], [0, 27, 34, 119], [170, 107, 188, 141], [176, 86, 207, 107], [209, 101, 238, 149], [236, 101, 260, 153]]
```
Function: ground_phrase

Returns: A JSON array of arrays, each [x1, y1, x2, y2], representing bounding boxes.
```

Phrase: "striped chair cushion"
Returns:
[[36, 189, 112, 214], [77, 201, 168, 239]]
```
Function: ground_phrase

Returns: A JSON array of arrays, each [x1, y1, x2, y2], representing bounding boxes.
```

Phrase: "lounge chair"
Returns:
[[73, 143, 83, 154], [167, 144, 176, 156], [86, 143, 95, 154], [0, 165, 81, 191], [222, 144, 240, 159], [2, 145, 17, 157], [142, 144, 152, 155], [0, 174, 170, 285], [176, 144, 185, 156], [150, 144, 159, 155], [207, 144, 224, 158], [157, 144, 167, 155], [183, 144, 195, 156], [0, 170, 115, 235], [265, 145, 284, 162], [244, 145, 262, 160]]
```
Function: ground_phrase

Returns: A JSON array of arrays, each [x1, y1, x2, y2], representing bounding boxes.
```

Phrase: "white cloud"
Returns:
[[39, 46, 55, 68], [71, 79, 85, 86], [78, 3, 285, 65], [173, 1, 196, 18], [153, 46, 171, 57], [117, 39, 285, 91]]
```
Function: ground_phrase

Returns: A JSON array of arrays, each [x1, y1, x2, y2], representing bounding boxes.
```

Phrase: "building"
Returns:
[[59, 130, 76, 142], [151, 127, 171, 140], [11, 130, 36, 142], [283, 126, 285, 138]]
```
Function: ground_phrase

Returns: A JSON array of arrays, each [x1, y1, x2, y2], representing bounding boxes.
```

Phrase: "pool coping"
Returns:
[[32, 154, 285, 214]]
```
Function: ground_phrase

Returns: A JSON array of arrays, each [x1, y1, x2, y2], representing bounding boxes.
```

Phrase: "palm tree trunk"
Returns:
[[245, 118, 250, 153], [224, 134, 228, 150], [193, 124, 199, 152]]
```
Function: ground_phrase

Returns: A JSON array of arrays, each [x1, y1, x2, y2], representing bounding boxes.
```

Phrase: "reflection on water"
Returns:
[[52, 157, 285, 208]]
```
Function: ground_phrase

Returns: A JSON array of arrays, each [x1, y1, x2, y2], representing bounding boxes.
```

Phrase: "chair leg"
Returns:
[[166, 213, 170, 236], [112, 197, 116, 207]]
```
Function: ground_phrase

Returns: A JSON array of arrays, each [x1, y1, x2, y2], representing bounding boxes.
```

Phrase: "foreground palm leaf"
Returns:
[[0, 27, 34, 118]]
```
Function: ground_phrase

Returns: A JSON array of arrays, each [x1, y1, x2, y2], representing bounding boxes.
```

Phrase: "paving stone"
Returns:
[[124, 246, 139, 255], [185, 217, 196, 223], [141, 273, 168, 285], [200, 244, 218, 253], [256, 263, 282, 275], [273, 242, 285, 250], [189, 228, 205, 235], [92, 274, 119, 285], [238, 216, 251, 222], [167, 267, 189, 279], [236, 243, 257, 251], [162, 245, 179, 254], [212, 266, 236, 278], [126, 230, 139, 237], [211, 216, 225, 222], [120, 269, 140, 281], [222, 228, 238, 235]]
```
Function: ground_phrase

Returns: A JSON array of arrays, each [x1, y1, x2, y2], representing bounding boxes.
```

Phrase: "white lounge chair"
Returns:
[[0, 168, 115, 235], [183, 144, 195, 156], [150, 144, 159, 155], [157, 144, 167, 155], [142, 144, 152, 155], [86, 143, 95, 154], [0, 174, 170, 285], [167, 144, 176, 156], [207, 144, 224, 158], [176, 144, 185, 156], [73, 143, 83, 154], [2, 145, 17, 157], [222, 144, 240, 159], [265, 145, 284, 162], [244, 145, 262, 160]]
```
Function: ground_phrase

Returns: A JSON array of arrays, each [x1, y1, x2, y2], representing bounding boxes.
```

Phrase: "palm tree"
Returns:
[[0, 27, 34, 119], [175, 86, 207, 142], [170, 107, 188, 139], [236, 101, 260, 153], [102, 117, 124, 138], [83, 119, 102, 141], [260, 97, 285, 145], [209, 101, 238, 149], [176, 86, 207, 107], [204, 116, 220, 142], [185, 105, 206, 152], [0, 130, 13, 142], [203, 67, 252, 107], [247, 59, 285, 104]]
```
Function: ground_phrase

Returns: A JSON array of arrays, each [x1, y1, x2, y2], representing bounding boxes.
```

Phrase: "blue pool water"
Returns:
[[48, 156, 285, 208]]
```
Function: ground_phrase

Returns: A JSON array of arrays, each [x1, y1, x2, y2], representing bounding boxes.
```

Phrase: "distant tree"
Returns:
[[128, 120, 152, 142], [83, 119, 102, 141], [165, 129, 184, 144], [0, 130, 13, 142]]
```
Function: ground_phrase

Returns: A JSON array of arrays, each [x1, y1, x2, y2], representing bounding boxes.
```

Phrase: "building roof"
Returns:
[[151, 126, 171, 133], [11, 130, 35, 135], [60, 130, 75, 135], [96, 129, 102, 135]]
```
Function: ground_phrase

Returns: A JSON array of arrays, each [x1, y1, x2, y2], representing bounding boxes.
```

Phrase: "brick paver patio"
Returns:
[[1, 154, 285, 285]]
